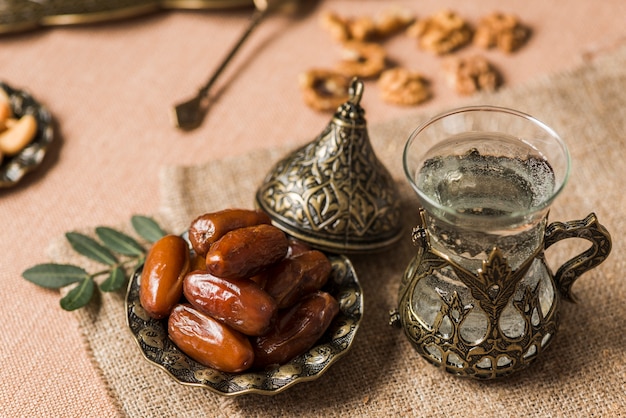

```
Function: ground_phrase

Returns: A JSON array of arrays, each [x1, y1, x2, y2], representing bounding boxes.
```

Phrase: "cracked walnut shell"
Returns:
[[378, 68, 431, 106], [320, 11, 377, 42], [320, 9, 415, 42], [474, 12, 530, 53], [298, 69, 351, 111], [443, 55, 501, 95], [335, 41, 387, 79], [407, 9, 472, 55], [373, 7, 415, 38]]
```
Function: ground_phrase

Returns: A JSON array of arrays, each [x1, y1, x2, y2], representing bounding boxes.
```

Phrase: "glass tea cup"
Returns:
[[393, 106, 612, 379]]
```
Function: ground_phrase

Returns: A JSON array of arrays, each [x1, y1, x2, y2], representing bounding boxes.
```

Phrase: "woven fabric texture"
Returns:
[[49, 45, 626, 417]]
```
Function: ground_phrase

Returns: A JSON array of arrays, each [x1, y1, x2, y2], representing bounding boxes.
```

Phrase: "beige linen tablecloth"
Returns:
[[48, 45, 626, 417]]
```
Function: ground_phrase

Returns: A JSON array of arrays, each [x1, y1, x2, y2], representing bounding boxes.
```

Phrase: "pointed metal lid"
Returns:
[[255, 79, 402, 253]]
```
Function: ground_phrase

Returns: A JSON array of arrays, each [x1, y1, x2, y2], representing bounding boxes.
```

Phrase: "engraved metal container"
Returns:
[[255, 79, 402, 253]]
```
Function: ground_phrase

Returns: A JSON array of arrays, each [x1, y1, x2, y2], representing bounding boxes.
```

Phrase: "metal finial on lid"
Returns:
[[255, 78, 402, 253]]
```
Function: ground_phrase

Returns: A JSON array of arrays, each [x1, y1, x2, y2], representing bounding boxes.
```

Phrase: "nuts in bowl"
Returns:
[[126, 208, 363, 395], [0, 81, 54, 187]]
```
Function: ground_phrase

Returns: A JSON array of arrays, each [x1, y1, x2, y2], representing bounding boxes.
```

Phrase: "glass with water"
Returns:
[[393, 106, 612, 379]]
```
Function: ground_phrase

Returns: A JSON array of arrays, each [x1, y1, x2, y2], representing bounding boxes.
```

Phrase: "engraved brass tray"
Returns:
[[125, 254, 363, 396], [0, 0, 253, 35], [0, 82, 54, 188]]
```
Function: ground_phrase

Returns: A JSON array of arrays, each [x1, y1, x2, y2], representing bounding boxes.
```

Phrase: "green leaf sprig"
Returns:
[[22, 215, 167, 311]]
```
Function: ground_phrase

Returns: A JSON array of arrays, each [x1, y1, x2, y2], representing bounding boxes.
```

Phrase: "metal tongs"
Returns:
[[172, 0, 297, 130]]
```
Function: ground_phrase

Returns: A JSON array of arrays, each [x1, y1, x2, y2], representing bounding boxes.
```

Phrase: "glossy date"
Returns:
[[205, 223, 289, 279], [252, 291, 340, 368], [188, 209, 271, 256], [139, 234, 190, 319], [261, 250, 333, 309], [183, 271, 277, 336], [168, 303, 254, 373]]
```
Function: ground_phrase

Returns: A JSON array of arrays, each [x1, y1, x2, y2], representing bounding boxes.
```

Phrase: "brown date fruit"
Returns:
[[262, 250, 333, 309], [190, 252, 207, 271], [286, 238, 311, 258], [139, 234, 190, 319], [188, 209, 271, 256], [183, 271, 277, 336], [249, 239, 314, 288], [248, 273, 267, 288], [252, 291, 340, 368], [205, 223, 289, 279], [168, 304, 254, 373]]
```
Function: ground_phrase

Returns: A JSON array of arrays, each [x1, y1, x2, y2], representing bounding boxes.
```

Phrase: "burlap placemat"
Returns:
[[49, 45, 626, 417]]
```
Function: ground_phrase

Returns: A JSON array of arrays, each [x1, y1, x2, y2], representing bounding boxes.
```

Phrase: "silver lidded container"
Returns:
[[256, 79, 402, 253]]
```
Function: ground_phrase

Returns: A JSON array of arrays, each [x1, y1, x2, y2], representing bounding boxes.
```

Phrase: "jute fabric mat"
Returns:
[[50, 45, 626, 417]]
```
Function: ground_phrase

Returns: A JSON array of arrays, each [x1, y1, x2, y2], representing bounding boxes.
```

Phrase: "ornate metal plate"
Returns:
[[0, 82, 54, 188], [0, 0, 253, 34], [125, 254, 363, 396]]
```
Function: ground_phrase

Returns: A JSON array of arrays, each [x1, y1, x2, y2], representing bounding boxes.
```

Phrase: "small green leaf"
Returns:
[[60, 277, 95, 310], [66, 232, 118, 265], [131, 215, 166, 243], [22, 263, 89, 289], [135, 257, 146, 270], [135, 257, 145, 270], [100, 266, 126, 292], [96, 227, 145, 257]]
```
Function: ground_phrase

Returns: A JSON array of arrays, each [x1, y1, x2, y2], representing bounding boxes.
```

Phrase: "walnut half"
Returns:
[[335, 41, 388, 79], [377, 68, 431, 106], [407, 9, 473, 55], [473, 12, 531, 53], [298, 69, 351, 111], [320, 9, 415, 42], [443, 55, 501, 95]]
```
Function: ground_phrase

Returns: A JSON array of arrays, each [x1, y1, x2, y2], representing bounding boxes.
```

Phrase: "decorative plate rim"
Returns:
[[0, 82, 54, 188], [125, 253, 363, 396]]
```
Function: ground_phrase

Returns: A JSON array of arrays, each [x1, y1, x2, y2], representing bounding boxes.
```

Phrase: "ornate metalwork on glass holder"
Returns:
[[544, 213, 612, 303], [390, 210, 611, 379], [255, 79, 402, 253]]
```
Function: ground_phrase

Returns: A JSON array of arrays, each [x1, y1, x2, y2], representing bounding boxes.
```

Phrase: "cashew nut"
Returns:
[[0, 100, 12, 131], [0, 114, 38, 156]]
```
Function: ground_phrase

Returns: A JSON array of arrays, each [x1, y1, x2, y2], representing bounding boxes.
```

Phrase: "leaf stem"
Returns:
[[88, 256, 144, 280]]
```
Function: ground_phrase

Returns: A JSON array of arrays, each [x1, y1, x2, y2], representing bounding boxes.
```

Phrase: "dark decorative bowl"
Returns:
[[125, 253, 363, 396], [0, 82, 54, 188]]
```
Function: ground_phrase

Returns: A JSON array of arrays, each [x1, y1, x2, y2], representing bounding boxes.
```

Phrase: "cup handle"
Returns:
[[544, 213, 612, 302]]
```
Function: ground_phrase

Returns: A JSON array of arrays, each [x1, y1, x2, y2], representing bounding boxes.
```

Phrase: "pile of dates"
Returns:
[[139, 208, 339, 373]]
